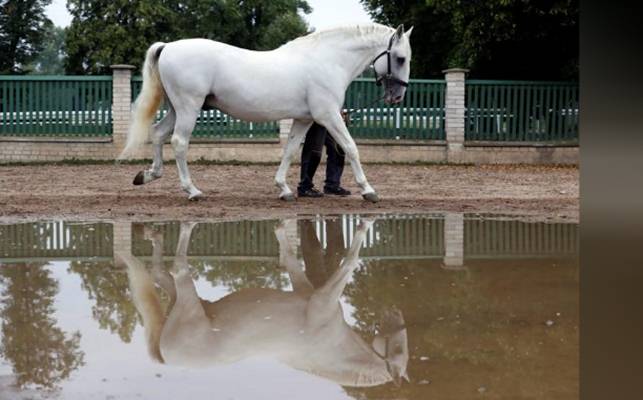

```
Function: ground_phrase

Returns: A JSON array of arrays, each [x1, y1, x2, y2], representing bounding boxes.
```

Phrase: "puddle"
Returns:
[[0, 214, 578, 399]]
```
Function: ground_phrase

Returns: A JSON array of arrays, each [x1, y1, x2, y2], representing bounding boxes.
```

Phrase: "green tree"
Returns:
[[360, 0, 578, 80], [0, 0, 53, 73], [64, 0, 311, 74], [69, 260, 139, 343], [258, 12, 309, 50], [226, 0, 311, 50], [28, 24, 65, 74], [0, 263, 85, 389], [359, 0, 456, 78], [64, 0, 176, 74]]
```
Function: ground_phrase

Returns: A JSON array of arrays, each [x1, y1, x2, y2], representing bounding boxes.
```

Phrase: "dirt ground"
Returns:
[[0, 163, 578, 223]]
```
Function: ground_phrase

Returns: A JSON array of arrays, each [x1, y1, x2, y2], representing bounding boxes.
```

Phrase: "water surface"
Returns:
[[0, 214, 578, 399]]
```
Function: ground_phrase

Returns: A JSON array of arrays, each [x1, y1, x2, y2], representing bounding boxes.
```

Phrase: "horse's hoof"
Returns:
[[362, 192, 380, 203], [188, 191, 204, 201], [280, 193, 296, 202], [132, 171, 146, 185]]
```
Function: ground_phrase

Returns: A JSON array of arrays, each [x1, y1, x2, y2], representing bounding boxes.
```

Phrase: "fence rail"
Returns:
[[464, 219, 578, 257], [0, 75, 577, 143], [0, 76, 113, 137], [131, 77, 279, 139], [465, 80, 579, 142], [344, 78, 446, 140], [0, 222, 113, 258], [0, 217, 578, 261]]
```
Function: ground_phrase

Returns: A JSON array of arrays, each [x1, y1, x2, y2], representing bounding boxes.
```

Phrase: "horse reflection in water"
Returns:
[[117, 219, 409, 387]]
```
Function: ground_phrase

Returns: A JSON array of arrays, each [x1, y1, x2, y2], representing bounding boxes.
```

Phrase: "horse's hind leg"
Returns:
[[275, 119, 313, 201], [133, 105, 176, 185], [145, 225, 177, 307], [171, 106, 203, 200]]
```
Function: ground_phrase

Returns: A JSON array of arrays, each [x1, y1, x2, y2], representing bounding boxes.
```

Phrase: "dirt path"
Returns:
[[0, 163, 578, 223]]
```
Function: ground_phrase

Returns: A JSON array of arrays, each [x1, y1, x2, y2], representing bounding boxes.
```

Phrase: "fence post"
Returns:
[[443, 68, 468, 163], [113, 220, 132, 267], [111, 64, 136, 156], [443, 212, 465, 269]]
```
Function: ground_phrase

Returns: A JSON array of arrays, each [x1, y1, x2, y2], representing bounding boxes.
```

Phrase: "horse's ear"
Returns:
[[394, 24, 405, 41], [405, 26, 414, 38]]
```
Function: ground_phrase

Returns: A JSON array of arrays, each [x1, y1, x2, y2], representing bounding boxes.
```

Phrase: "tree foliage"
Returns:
[[360, 0, 578, 79], [27, 24, 65, 74], [69, 260, 140, 343], [0, 0, 53, 73], [64, 0, 311, 74], [0, 263, 85, 389]]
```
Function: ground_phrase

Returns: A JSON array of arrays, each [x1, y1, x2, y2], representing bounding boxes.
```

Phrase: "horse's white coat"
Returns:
[[120, 23, 413, 201], [118, 219, 410, 387]]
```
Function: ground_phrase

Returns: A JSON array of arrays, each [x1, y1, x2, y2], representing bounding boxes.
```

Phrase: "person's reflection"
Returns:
[[118, 218, 409, 387], [300, 218, 344, 289]]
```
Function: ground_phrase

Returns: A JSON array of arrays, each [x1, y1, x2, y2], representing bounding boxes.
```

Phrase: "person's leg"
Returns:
[[324, 134, 351, 195], [300, 220, 326, 288], [323, 217, 345, 279], [298, 123, 326, 196]]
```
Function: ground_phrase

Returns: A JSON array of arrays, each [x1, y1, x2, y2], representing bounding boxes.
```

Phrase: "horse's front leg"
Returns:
[[275, 119, 313, 201], [306, 218, 374, 328], [317, 112, 379, 203]]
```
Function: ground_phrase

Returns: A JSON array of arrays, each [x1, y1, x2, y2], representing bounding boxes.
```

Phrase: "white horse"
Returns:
[[118, 23, 413, 202], [117, 219, 410, 387]]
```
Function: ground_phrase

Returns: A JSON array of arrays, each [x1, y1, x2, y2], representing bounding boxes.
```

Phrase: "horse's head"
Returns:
[[373, 25, 414, 104], [372, 306, 410, 386]]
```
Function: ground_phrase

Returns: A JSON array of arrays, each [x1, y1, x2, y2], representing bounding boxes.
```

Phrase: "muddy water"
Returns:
[[0, 214, 578, 400]]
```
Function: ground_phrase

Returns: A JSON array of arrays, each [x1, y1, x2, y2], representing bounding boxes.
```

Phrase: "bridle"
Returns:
[[343, 32, 408, 122], [372, 33, 409, 88], [372, 321, 407, 380]]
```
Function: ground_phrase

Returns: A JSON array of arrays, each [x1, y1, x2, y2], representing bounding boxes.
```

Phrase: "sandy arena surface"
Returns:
[[0, 163, 578, 223]]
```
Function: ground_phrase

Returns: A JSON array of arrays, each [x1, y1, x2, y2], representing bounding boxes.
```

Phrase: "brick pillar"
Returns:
[[113, 220, 132, 267], [111, 64, 136, 157], [443, 68, 469, 163], [443, 212, 465, 269]]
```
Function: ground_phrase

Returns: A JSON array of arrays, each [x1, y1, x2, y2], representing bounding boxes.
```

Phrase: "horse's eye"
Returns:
[[397, 57, 405, 65]]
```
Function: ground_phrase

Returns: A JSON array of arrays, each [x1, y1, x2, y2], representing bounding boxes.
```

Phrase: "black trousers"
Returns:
[[298, 122, 346, 193], [299, 219, 345, 289]]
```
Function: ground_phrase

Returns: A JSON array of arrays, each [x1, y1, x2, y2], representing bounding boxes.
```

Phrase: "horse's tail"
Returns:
[[117, 251, 166, 364], [118, 42, 166, 160]]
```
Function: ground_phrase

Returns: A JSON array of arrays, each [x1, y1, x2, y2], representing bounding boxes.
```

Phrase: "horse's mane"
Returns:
[[281, 23, 395, 49]]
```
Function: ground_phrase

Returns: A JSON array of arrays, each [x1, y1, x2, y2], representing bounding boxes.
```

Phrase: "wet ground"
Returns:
[[0, 164, 579, 222], [0, 213, 578, 400]]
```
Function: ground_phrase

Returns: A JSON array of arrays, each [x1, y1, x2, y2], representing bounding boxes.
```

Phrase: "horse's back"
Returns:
[[156, 38, 314, 121]]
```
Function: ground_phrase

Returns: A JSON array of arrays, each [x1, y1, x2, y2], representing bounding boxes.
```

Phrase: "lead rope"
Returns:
[[343, 91, 387, 126]]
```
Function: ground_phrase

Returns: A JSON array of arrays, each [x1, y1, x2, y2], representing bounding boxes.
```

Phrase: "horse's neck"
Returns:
[[336, 31, 393, 82], [286, 322, 391, 387], [284, 26, 394, 84]]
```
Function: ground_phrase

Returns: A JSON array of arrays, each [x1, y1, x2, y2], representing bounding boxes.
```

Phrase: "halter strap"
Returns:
[[371, 322, 407, 380], [372, 33, 409, 88]]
